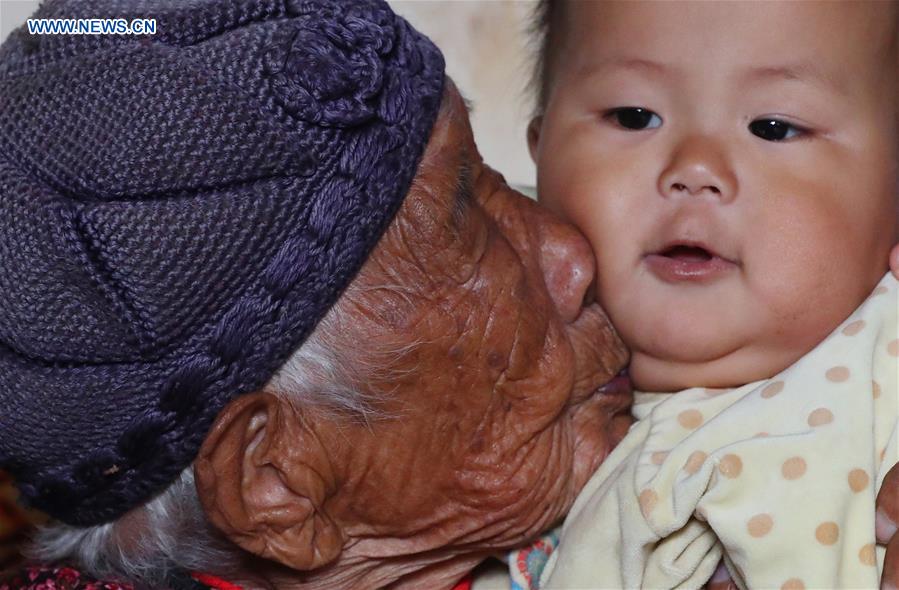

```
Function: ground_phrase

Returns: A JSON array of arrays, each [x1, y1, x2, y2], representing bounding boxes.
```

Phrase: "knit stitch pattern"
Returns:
[[0, 0, 445, 526]]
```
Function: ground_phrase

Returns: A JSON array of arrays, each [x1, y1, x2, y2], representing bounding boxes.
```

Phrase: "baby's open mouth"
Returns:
[[645, 241, 737, 282], [658, 244, 714, 262]]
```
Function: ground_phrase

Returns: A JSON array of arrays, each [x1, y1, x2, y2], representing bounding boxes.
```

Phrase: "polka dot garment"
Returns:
[[534, 273, 898, 589]]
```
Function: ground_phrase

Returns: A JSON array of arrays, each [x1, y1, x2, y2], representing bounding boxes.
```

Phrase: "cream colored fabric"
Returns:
[[541, 273, 898, 590]]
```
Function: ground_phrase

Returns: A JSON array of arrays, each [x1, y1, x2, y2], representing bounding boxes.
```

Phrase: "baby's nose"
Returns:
[[659, 135, 737, 203]]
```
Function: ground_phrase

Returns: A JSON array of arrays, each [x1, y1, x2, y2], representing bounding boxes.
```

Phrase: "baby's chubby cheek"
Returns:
[[619, 249, 885, 392]]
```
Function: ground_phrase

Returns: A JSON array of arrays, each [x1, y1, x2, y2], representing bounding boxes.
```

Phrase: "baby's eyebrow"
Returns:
[[578, 57, 674, 80], [742, 62, 846, 96], [578, 56, 846, 99]]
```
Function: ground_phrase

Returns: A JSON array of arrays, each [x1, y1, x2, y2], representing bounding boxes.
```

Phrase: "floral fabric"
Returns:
[[0, 566, 132, 590]]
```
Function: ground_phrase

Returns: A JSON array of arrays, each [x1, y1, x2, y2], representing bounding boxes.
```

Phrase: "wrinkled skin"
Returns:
[[195, 81, 630, 590]]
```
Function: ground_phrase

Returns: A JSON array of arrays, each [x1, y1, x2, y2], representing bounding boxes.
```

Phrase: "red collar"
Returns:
[[190, 572, 243, 590]]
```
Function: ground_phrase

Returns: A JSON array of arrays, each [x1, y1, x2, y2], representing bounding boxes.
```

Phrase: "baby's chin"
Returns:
[[627, 347, 801, 393]]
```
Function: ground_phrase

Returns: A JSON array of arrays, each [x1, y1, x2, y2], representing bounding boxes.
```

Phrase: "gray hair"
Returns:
[[27, 290, 415, 588], [30, 467, 231, 588]]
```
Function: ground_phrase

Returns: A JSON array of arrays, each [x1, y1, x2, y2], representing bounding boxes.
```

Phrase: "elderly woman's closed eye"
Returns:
[[0, 1, 628, 589]]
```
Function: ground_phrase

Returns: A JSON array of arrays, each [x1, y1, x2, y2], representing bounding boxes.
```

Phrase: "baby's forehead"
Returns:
[[554, 1, 899, 84]]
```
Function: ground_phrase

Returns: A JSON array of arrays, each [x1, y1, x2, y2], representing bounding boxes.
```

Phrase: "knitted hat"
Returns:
[[0, 0, 444, 526]]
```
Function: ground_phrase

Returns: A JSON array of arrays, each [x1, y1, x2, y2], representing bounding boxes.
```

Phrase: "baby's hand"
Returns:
[[877, 463, 898, 589], [703, 561, 738, 590]]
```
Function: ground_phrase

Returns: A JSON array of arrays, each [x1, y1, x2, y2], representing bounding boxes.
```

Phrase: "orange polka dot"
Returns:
[[748, 513, 773, 537], [761, 381, 784, 398], [781, 579, 805, 590], [781, 457, 807, 480], [684, 451, 708, 474], [639, 489, 658, 517], [815, 522, 839, 545], [651, 451, 668, 465], [872, 285, 889, 296], [842, 320, 866, 336], [677, 409, 703, 429], [808, 408, 834, 427], [719, 454, 743, 478], [825, 366, 850, 382], [859, 543, 876, 566], [888, 339, 899, 357], [873, 381, 882, 399], [848, 469, 869, 492]]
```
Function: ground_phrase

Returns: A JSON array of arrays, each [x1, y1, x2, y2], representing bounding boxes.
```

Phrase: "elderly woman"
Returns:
[[0, 1, 630, 588], [0, 1, 896, 590]]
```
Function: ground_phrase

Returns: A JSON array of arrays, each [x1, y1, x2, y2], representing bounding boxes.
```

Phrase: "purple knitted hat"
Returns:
[[0, 0, 444, 526]]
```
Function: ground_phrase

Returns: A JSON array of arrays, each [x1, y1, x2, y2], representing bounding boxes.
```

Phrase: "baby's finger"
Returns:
[[705, 578, 739, 590], [876, 463, 899, 545], [883, 530, 899, 590], [704, 561, 738, 590]]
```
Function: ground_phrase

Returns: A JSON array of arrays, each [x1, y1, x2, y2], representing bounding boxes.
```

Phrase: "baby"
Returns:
[[510, 2, 899, 589]]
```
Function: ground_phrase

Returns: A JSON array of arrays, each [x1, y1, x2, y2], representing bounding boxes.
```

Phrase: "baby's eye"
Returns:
[[749, 118, 807, 142], [606, 107, 662, 131]]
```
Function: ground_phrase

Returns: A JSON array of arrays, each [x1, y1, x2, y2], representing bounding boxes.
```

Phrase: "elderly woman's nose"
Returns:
[[536, 214, 598, 323]]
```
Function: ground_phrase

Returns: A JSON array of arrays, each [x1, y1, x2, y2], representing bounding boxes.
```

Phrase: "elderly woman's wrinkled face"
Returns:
[[314, 83, 629, 580]]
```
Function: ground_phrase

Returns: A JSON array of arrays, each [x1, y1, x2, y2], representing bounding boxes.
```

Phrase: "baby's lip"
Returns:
[[643, 238, 741, 283]]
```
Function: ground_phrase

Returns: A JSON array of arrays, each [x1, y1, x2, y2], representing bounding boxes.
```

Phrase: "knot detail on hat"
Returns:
[[264, 6, 396, 127]]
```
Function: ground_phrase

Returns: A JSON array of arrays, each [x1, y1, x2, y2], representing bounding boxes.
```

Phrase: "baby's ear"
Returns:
[[891, 243, 899, 279], [527, 116, 543, 164]]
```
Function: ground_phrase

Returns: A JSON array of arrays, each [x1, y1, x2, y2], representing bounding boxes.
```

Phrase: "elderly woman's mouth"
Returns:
[[569, 370, 634, 490], [595, 371, 631, 399], [594, 372, 634, 450]]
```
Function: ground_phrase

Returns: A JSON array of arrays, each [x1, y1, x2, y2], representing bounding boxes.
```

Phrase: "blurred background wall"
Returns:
[[387, 1, 538, 188], [0, 0, 33, 40]]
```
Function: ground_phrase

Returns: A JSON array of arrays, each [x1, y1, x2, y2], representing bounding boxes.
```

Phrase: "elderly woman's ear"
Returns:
[[195, 392, 344, 571]]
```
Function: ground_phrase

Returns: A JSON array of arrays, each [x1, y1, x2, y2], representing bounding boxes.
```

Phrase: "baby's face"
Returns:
[[531, 1, 899, 391]]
